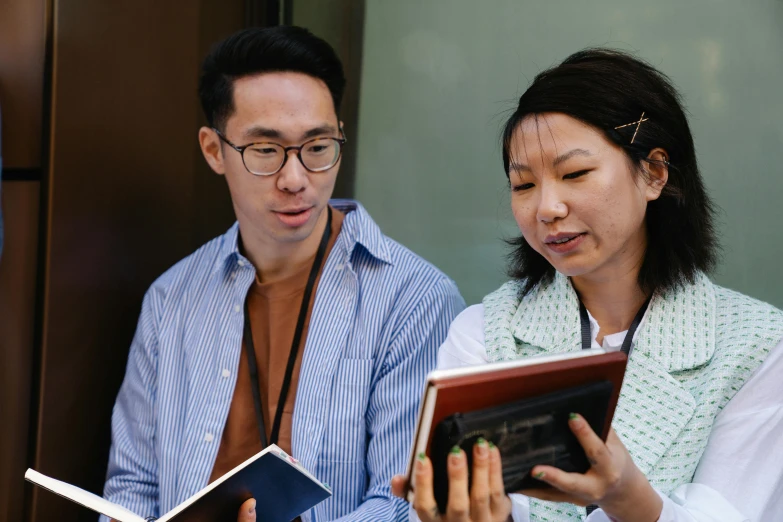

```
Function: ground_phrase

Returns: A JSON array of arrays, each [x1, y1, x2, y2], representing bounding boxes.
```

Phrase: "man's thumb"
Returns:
[[237, 498, 256, 522]]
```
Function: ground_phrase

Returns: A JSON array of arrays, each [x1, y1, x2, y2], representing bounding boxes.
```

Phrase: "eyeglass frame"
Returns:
[[212, 126, 347, 176]]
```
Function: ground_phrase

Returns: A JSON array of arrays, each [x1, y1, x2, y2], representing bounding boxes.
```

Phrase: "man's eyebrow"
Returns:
[[301, 125, 338, 140], [509, 148, 593, 172], [242, 125, 338, 142], [242, 126, 282, 140]]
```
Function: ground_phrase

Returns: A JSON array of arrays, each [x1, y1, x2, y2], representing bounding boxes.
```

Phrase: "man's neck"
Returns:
[[239, 207, 329, 284], [571, 250, 648, 343]]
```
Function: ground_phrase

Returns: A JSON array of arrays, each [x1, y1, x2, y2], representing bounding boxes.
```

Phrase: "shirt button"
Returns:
[[231, 272, 237, 280], [238, 260, 245, 267], [234, 304, 241, 313], [221, 368, 230, 378], [204, 433, 214, 443]]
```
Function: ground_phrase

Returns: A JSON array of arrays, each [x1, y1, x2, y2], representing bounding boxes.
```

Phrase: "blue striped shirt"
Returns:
[[100, 200, 465, 522]]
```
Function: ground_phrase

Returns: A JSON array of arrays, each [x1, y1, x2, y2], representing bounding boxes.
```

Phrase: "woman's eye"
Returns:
[[563, 170, 589, 180], [512, 183, 535, 192]]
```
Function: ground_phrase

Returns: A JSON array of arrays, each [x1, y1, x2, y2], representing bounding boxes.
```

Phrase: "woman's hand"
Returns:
[[391, 438, 512, 522], [522, 414, 662, 522], [237, 498, 256, 522]]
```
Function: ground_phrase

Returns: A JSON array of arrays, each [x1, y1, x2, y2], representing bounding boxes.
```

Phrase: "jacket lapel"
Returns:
[[615, 274, 716, 480], [510, 272, 582, 355], [508, 273, 716, 477]]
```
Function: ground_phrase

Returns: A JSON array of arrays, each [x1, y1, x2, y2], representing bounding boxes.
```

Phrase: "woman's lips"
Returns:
[[544, 232, 586, 254]]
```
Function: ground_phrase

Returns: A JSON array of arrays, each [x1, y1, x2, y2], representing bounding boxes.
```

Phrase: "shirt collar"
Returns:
[[215, 198, 393, 273]]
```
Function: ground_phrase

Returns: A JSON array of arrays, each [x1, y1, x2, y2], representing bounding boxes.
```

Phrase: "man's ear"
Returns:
[[644, 147, 670, 202], [198, 126, 226, 175]]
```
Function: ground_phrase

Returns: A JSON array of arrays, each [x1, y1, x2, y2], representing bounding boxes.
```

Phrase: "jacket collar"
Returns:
[[510, 271, 716, 373]]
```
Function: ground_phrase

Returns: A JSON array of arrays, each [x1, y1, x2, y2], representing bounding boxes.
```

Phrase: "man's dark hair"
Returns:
[[199, 26, 346, 130], [501, 48, 718, 296]]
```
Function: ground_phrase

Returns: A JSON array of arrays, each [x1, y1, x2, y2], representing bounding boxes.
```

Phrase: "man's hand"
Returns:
[[237, 498, 256, 522]]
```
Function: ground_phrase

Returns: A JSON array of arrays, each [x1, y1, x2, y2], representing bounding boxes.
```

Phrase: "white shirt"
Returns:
[[435, 304, 783, 522]]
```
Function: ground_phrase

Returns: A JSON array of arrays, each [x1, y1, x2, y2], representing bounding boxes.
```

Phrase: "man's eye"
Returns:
[[563, 170, 589, 180], [512, 183, 535, 192], [248, 146, 279, 156]]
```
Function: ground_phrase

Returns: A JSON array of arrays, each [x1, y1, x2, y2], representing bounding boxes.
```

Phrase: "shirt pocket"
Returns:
[[320, 358, 374, 462]]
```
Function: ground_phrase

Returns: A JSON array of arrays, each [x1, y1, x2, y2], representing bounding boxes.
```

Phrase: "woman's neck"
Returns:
[[571, 265, 649, 344]]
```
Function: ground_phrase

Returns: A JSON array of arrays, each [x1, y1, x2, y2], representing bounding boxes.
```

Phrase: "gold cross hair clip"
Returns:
[[614, 112, 648, 144]]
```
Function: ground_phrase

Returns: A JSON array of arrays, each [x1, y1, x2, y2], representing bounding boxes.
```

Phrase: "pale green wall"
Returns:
[[354, 1, 783, 306]]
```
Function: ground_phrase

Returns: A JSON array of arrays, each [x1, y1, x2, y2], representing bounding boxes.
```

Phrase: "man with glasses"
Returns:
[[100, 26, 464, 522]]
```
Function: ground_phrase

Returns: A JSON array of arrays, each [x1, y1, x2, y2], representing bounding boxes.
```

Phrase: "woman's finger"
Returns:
[[529, 464, 601, 502], [568, 413, 611, 472], [469, 438, 491, 522], [411, 454, 441, 522], [487, 443, 508, 514], [390, 474, 407, 498], [446, 447, 470, 522]]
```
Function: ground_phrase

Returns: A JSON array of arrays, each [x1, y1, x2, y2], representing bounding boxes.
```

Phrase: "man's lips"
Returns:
[[274, 206, 312, 215], [273, 207, 313, 227]]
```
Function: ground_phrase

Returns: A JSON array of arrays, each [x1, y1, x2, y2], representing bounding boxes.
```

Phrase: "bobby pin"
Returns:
[[614, 112, 648, 144]]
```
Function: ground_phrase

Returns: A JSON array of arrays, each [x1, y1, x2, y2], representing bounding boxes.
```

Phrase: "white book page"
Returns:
[[24, 469, 145, 522], [427, 347, 608, 381], [406, 385, 439, 503]]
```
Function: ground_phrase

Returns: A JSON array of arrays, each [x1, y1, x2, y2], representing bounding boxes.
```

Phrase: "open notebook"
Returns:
[[25, 444, 331, 522]]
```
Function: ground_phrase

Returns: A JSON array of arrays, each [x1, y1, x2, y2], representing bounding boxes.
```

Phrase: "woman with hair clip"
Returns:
[[393, 49, 783, 522]]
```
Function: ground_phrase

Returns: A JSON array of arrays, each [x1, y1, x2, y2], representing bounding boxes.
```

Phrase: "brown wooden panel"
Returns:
[[0, 182, 41, 522], [0, 0, 46, 168], [292, 0, 365, 199], [30, 1, 242, 520]]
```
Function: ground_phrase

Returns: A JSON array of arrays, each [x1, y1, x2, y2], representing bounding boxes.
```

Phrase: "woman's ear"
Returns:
[[199, 126, 226, 175], [643, 147, 670, 201]]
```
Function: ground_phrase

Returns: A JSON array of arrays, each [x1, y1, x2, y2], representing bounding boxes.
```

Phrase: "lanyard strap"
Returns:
[[243, 206, 333, 447], [579, 295, 651, 355]]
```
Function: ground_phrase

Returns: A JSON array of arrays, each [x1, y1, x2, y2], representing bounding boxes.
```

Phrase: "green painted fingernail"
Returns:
[[476, 437, 487, 446], [488, 441, 496, 449], [417, 452, 426, 461], [569, 412, 578, 420], [535, 471, 546, 479], [450, 445, 461, 455]]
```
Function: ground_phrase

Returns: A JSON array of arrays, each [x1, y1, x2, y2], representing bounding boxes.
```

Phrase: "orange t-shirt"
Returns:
[[209, 208, 345, 483]]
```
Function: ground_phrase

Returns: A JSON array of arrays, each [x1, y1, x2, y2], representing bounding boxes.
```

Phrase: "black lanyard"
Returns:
[[242, 206, 333, 448], [579, 295, 651, 355]]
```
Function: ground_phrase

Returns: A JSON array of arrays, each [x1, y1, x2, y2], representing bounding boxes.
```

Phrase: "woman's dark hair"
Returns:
[[501, 48, 717, 296], [199, 26, 346, 130]]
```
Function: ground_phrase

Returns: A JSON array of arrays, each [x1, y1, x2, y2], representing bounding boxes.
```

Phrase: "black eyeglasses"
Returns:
[[214, 128, 347, 176]]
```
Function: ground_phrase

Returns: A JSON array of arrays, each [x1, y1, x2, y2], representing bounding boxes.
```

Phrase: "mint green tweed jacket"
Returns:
[[483, 272, 783, 521]]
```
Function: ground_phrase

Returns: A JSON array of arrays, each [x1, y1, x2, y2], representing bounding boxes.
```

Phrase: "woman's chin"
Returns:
[[550, 261, 595, 279]]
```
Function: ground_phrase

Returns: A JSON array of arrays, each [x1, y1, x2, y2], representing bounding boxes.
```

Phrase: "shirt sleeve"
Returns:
[[99, 290, 162, 522], [436, 304, 489, 369], [332, 277, 465, 522]]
